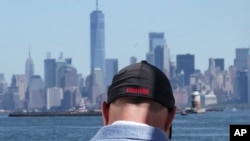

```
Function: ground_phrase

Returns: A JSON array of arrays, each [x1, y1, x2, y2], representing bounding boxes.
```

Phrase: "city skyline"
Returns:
[[0, 0, 250, 82]]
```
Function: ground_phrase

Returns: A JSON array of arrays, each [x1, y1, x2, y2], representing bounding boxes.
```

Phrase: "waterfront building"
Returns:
[[28, 75, 45, 110], [224, 67, 235, 98], [2, 86, 19, 110], [200, 91, 217, 106], [0, 73, 4, 82], [235, 70, 248, 103], [0, 74, 8, 95], [11, 75, 27, 101], [61, 87, 81, 110], [46, 87, 63, 110], [173, 90, 188, 107]]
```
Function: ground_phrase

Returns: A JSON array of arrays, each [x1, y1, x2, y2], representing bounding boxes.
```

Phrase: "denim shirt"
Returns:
[[90, 121, 170, 141]]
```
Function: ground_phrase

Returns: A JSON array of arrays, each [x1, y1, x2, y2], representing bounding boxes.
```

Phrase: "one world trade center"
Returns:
[[90, 0, 105, 74]]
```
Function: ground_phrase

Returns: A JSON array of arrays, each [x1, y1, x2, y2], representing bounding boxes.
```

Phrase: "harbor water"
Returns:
[[0, 109, 250, 141]]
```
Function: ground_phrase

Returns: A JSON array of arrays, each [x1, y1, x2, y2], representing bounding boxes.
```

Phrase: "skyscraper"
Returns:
[[46, 87, 63, 110], [28, 75, 45, 110], [25, 50, 34, 85], [11, 75, 27, 101], [247, 48, 250, 104], [235, 48, 249, 71], [105, 58, 118, 87], [176, 54, 195, 86], [147, 32, 170, 73], [90, 0, 105, 73], [154, 46, 164, 72], [149, 32, 165, 52], [130, 56, 137, 65], [214, 58, 224, 71], [44, 52, 56, 88]]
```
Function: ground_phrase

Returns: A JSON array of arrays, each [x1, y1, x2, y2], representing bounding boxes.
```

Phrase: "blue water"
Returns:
[[0, 110, 250, 141]]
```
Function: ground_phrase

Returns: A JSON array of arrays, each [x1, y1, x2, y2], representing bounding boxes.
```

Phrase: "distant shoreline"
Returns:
[[8, 111, 102, 117]]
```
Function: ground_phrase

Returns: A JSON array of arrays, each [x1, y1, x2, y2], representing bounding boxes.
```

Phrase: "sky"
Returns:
[[0, 0, 250, 83]]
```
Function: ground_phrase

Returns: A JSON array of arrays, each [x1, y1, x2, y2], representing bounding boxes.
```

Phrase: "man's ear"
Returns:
[[101, 101, 109, 125], [164, 107, 177, 138]]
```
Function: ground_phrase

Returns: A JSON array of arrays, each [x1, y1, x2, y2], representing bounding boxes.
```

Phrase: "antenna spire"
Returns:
[[96, 0, 98, 11], [28, 46, 31, 58]]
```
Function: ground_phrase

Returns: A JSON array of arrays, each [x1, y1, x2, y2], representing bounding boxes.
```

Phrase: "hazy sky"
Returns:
[[0, 0, 250, 82]]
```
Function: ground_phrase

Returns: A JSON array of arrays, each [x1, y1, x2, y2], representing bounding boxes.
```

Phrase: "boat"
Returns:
[[185, 108, 206, 114], [181, 111, 188, 116], [231, 107, 237, 112]]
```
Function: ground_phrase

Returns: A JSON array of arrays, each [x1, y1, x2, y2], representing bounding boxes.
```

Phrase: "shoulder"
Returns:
[[89, 124, 170, 141]]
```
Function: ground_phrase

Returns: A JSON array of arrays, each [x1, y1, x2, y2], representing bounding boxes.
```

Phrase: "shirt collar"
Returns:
[[112, 120, 150, 126]]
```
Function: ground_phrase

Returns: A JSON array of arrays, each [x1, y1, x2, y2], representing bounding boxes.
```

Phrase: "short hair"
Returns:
[[111, 97, 171, 113]]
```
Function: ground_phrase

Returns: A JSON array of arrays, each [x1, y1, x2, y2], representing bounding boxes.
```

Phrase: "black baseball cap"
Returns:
[[107, 60, 175, 109]]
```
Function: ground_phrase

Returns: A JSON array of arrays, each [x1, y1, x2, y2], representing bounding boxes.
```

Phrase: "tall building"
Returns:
[[46, 87, 63, 110], [130, 56, 137, 65], [235, 48, 249, 71], [57, 64, 78, 88], [149, 32, 165, 52], [154, 46, 164, 72], [105, 58, 118, 87], [176, 54, 195, 86], [55, 55, 74, 87], [87, 68, 106, 104], [147, 32, 170, 73], [28, 75, 45, 110], [235, 70, 248, 103], [90, 0, 105, 73], [163, 44, 171, 75], [61, 87, 80, 110], [209, 58, 224, 72], [147, 32, 166, 66], [0, 73, 8, 95], [44, 52, 56, 88], [11, 75, 27, 101], [3, 86, 19, 110], [247, 48, 250, 104], [146, 52, 154, 65], [0, 73, 4, 82], [25, 50, 34, 85], [214, 58, 224, 71]]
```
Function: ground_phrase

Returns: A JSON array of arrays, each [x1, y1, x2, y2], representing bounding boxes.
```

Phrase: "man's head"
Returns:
[[102, 61, 176, 137]]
